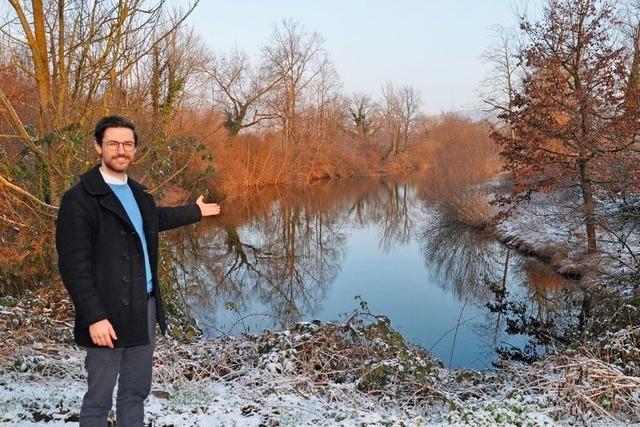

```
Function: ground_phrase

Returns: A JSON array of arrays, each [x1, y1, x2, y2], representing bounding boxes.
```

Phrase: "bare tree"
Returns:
[[482, 25, 523, 141], [0, 0, 198, 204], [148, 26, 208, 131], [306, 62, 342, 141], [381, 82, 400, 157], [262, 18, 329, 145], [204, 49, 281, 137], [397, 85, 423, 150], [381, 82, 422, 158]]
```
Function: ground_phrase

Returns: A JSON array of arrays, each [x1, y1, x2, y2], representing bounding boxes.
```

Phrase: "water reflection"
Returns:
[[170, 182, 357, 331], [418, 206, 506, 301], [167, 178, 579, 368]]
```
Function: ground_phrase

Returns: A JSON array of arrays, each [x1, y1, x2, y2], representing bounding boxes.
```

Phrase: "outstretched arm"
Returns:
[[158, 194, 220, 232]]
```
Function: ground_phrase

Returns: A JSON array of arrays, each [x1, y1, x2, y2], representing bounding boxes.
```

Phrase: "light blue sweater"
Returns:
[[108, 182, 153, 294]]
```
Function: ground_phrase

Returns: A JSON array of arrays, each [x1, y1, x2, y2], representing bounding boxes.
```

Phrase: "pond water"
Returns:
[[170, 177, 574, 369]]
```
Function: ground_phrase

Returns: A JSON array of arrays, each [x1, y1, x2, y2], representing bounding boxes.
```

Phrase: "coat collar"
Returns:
[[80, 164, 148, 195], [80, 164, 152, 232]]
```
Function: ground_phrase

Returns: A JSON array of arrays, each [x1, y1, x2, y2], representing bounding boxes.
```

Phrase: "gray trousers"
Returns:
[[80, 297, 156, 427]]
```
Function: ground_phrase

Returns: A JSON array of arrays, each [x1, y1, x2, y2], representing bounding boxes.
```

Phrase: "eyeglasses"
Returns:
[[103, 140, 136, 152]]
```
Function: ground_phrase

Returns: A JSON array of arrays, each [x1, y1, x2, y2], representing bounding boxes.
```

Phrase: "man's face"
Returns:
[[94, 127, 136, 173]]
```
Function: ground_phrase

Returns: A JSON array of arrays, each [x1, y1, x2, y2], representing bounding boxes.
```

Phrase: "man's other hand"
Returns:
[[196, 195, 221, 217], [89, 319, 118, 348]]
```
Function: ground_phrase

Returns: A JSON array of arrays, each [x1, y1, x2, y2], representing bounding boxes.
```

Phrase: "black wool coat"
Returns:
[[56, 164, 201, 347]]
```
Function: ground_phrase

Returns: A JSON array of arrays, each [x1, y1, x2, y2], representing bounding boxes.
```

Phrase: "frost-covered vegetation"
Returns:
[[1, 288, 638, 426]]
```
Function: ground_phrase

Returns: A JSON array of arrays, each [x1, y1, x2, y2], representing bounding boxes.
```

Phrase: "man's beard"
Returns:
[[102, 154, 131, 173]]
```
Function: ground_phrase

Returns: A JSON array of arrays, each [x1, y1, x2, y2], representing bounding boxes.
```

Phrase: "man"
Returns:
[[56, 115, 220, 426]]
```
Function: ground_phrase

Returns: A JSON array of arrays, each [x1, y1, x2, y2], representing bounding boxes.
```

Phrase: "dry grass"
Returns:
[[450, 188, 497, 228], [520, 353, 640, 421]]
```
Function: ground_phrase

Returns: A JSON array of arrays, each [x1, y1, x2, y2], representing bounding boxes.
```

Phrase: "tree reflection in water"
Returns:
[[166, 177, 584, 366], [167, 178, 422, 334], [418, 204, 514, 365], [417, 201, 583, 364], [169, 185, 346, 333], [418, 205, 506, 301]]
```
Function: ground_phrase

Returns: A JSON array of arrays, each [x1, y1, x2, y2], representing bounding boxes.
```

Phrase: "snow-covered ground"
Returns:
[[492, 187, 640, 287], [0, 371, 561, 426], [2, 303, 638, 426], [0, 371, 432, 426], [0, 335, 558, 427]]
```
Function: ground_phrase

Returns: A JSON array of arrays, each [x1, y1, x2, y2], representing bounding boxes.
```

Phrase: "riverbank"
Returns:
[[489, 189, 587, 281], [1, 289, 638, 426], [474, 177, 639, 291]]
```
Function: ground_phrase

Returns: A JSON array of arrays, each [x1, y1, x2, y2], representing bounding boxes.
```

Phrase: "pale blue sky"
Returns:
[[184, 1, 522, 114]]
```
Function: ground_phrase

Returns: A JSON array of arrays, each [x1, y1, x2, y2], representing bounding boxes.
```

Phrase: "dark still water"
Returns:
[[169, 178, 575, 369]]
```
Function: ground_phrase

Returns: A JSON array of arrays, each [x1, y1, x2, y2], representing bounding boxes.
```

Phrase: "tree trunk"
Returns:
[[151, 45, 161, 120], [55, 0, 67, 126], [627, 22, 640, 101], [578, 158, 597, 253], [578, 289, 592, 332], [31, 0, 53, 133]]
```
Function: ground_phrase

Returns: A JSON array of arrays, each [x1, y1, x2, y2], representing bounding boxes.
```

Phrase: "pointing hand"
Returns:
[[196, 195, 221, 217]]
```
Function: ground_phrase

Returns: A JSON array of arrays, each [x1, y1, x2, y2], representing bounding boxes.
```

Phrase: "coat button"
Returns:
[[122, 276, 130, 284], [121, 298, 130, 306], [122, 252, 130, 261], [120, 229, 127, 236]]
